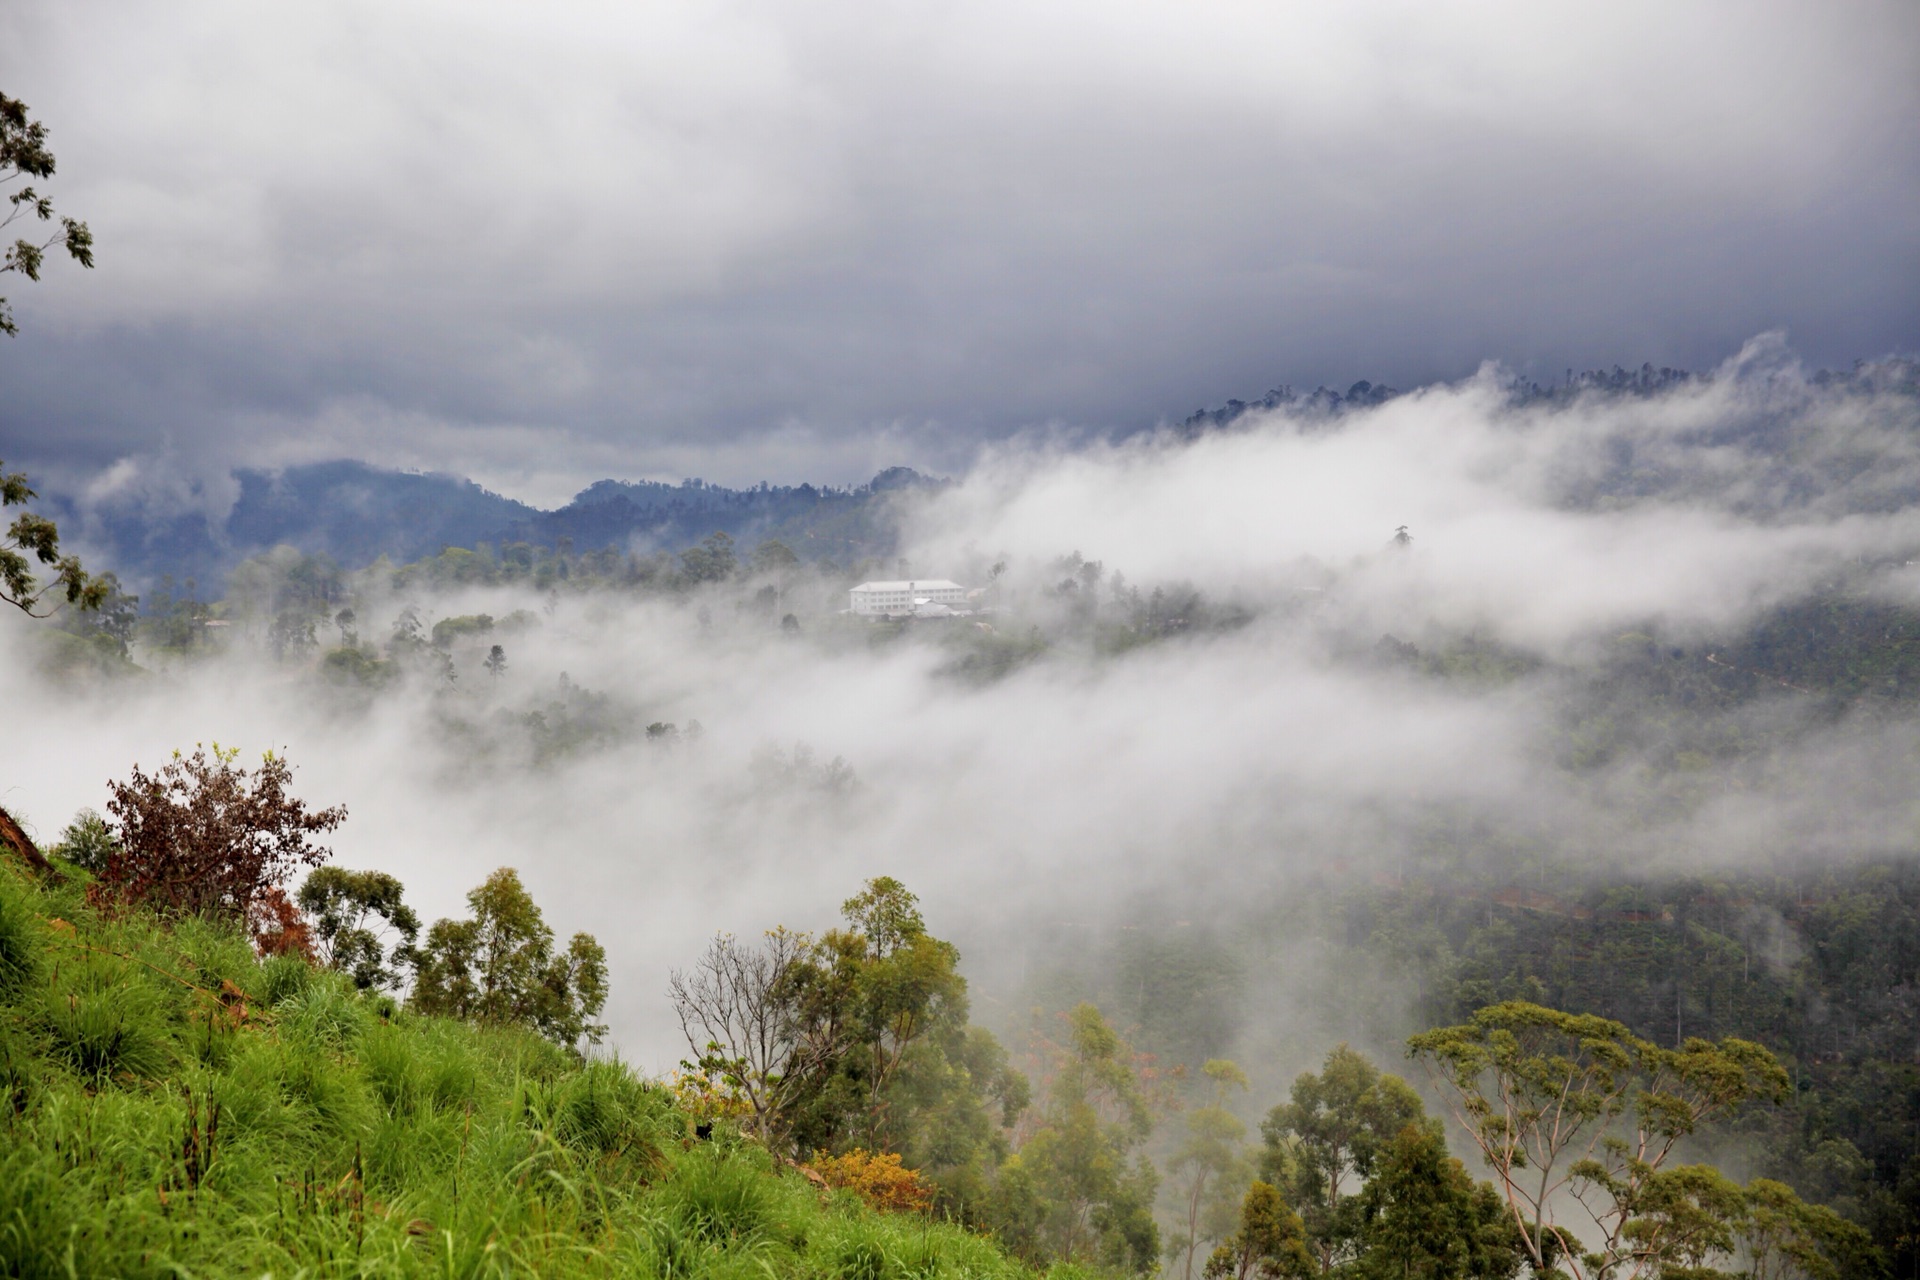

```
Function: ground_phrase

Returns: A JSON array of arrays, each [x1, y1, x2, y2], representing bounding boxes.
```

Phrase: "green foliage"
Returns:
[[750, 539, 801, 574], [1, 92, 94, 338], [0, 862, 1038, 1280], [673, 877, 1018, 1179], [320, 643, 396, 687], [1201, 1181, 1312, 1280], [1353, 860, 1919, 1267], [1355, 1122, 1522, 1280], [672, 880, 1038, 1238], [297, 866, 421, 990], [1408, 1000, 1791, 1276], [51, 571, 138, 659], [48, 807, 118, 873], [1260, 1043, 1426, 1273], [430, 612, 494, 647], [410, 866, 609, 1049], [0, 456, 104, 617], [681, 531, 739, 583], [1739, 1177, 1878, 1280], [139, 574, 213, 653], [1166, 1059, 1254, 1280], [1114, 930, 1246, 1071], [1004, 1004, 1161, 1271], [0, 868, 41, 1003]]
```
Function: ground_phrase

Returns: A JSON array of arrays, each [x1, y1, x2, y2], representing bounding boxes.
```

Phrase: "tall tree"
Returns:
[[1, 92, 93, 337], [1261, 1043, 1426, 1274], [1407, 1001, 1788, 1279], [1737, 1178, 1878, 1280], [1355, 1122, 1522, 1280], [410, 867, 608, 1050], [668, 876, 1011, 1171], [1203, 1181, 1314, 1280], [669, 925, 821, 1144], [297, 867, 421, 991], [1002, 1003, 1161, 1271], [1169, 1059, 1255, 1280]]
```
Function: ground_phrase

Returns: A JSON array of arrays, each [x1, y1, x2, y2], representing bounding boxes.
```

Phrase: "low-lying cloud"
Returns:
[[3, 351, 1918, 1075]]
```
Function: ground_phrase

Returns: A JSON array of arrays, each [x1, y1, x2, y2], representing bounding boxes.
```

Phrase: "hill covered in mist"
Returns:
[[8, 337, 1920, 1272], [50, 460, 950, 593], [59, 348, 1919, 602]]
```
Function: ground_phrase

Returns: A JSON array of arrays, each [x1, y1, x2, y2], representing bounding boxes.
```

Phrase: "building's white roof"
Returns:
[[851, 580, 964, 592]]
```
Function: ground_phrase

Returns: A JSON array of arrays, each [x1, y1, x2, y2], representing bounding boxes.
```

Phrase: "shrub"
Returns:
[[808, 1149, 935, 1215], [49, 807, 117, 873], [97, 744, 345, 946]]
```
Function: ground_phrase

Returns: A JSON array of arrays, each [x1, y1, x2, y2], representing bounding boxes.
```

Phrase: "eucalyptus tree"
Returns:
[[1169, 1058, 1255, 1280], [1407, 1001, 1789, 1278], [1261, 1043, 1426, 1274]]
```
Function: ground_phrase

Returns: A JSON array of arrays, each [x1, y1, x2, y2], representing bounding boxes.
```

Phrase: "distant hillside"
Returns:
[[1174, 356, 1917, 437], [506, 466, 943, 567], [61, 461, 944, 594]]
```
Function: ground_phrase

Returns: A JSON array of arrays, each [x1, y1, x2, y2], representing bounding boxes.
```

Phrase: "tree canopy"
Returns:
[[410, 867, 609, 1050]]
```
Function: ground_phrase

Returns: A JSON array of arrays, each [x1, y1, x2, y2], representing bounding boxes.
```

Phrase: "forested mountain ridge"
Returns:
[[43, 353, 1919, 600], [51, 461, 946, 593]]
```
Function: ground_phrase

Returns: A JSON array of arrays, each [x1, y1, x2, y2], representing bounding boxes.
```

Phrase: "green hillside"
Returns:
[[0, 862, 1037, 1280]]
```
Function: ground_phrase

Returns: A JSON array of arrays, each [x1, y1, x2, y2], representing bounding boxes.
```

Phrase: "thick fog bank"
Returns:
[[4, 339, 1918, 1070]]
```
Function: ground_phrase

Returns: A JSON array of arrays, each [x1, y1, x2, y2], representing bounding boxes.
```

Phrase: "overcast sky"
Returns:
[[2, 0, 1916, 503]]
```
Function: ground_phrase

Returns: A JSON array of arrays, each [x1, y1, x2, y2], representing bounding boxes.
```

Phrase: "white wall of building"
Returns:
[[849, 580, 968, 615]]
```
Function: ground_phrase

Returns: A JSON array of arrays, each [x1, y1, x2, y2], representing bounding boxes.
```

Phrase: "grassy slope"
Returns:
[[0, 863, 1039, 1280]]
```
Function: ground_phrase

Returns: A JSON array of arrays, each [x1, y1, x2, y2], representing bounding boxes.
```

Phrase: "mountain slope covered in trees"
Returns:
[[50, 462, 948, 592]]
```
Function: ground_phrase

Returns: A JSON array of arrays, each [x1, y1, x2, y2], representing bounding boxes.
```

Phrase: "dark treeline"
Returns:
[[47, 460, 949, 592]]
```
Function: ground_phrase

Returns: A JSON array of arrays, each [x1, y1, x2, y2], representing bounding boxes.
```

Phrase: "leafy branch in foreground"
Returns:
[[1, 91, 94, 337], [2, 459, 104, 617]]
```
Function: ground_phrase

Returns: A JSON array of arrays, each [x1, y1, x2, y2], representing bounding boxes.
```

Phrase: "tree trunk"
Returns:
[[0, 801, 57, 877]]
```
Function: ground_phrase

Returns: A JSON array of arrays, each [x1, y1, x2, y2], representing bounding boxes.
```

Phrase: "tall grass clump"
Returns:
[[0, 871, 40, 1003], [0, 860, 1043, 1279]]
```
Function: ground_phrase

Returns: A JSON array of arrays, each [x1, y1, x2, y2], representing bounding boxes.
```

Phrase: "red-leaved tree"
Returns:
[[97, 745, 345, 951]]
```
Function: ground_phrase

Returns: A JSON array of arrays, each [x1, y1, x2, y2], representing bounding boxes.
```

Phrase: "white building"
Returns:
[[849, 579, 968, 616]]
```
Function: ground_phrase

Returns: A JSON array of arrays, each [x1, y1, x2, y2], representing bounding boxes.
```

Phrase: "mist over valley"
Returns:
[[3, 3, 1917, 1269]]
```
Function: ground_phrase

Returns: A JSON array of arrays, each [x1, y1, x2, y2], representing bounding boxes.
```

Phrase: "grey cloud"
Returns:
[[1, 0, 1915, 488]]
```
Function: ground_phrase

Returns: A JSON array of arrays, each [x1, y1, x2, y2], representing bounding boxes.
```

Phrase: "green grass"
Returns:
[[0, 863, 1049, 1279]]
